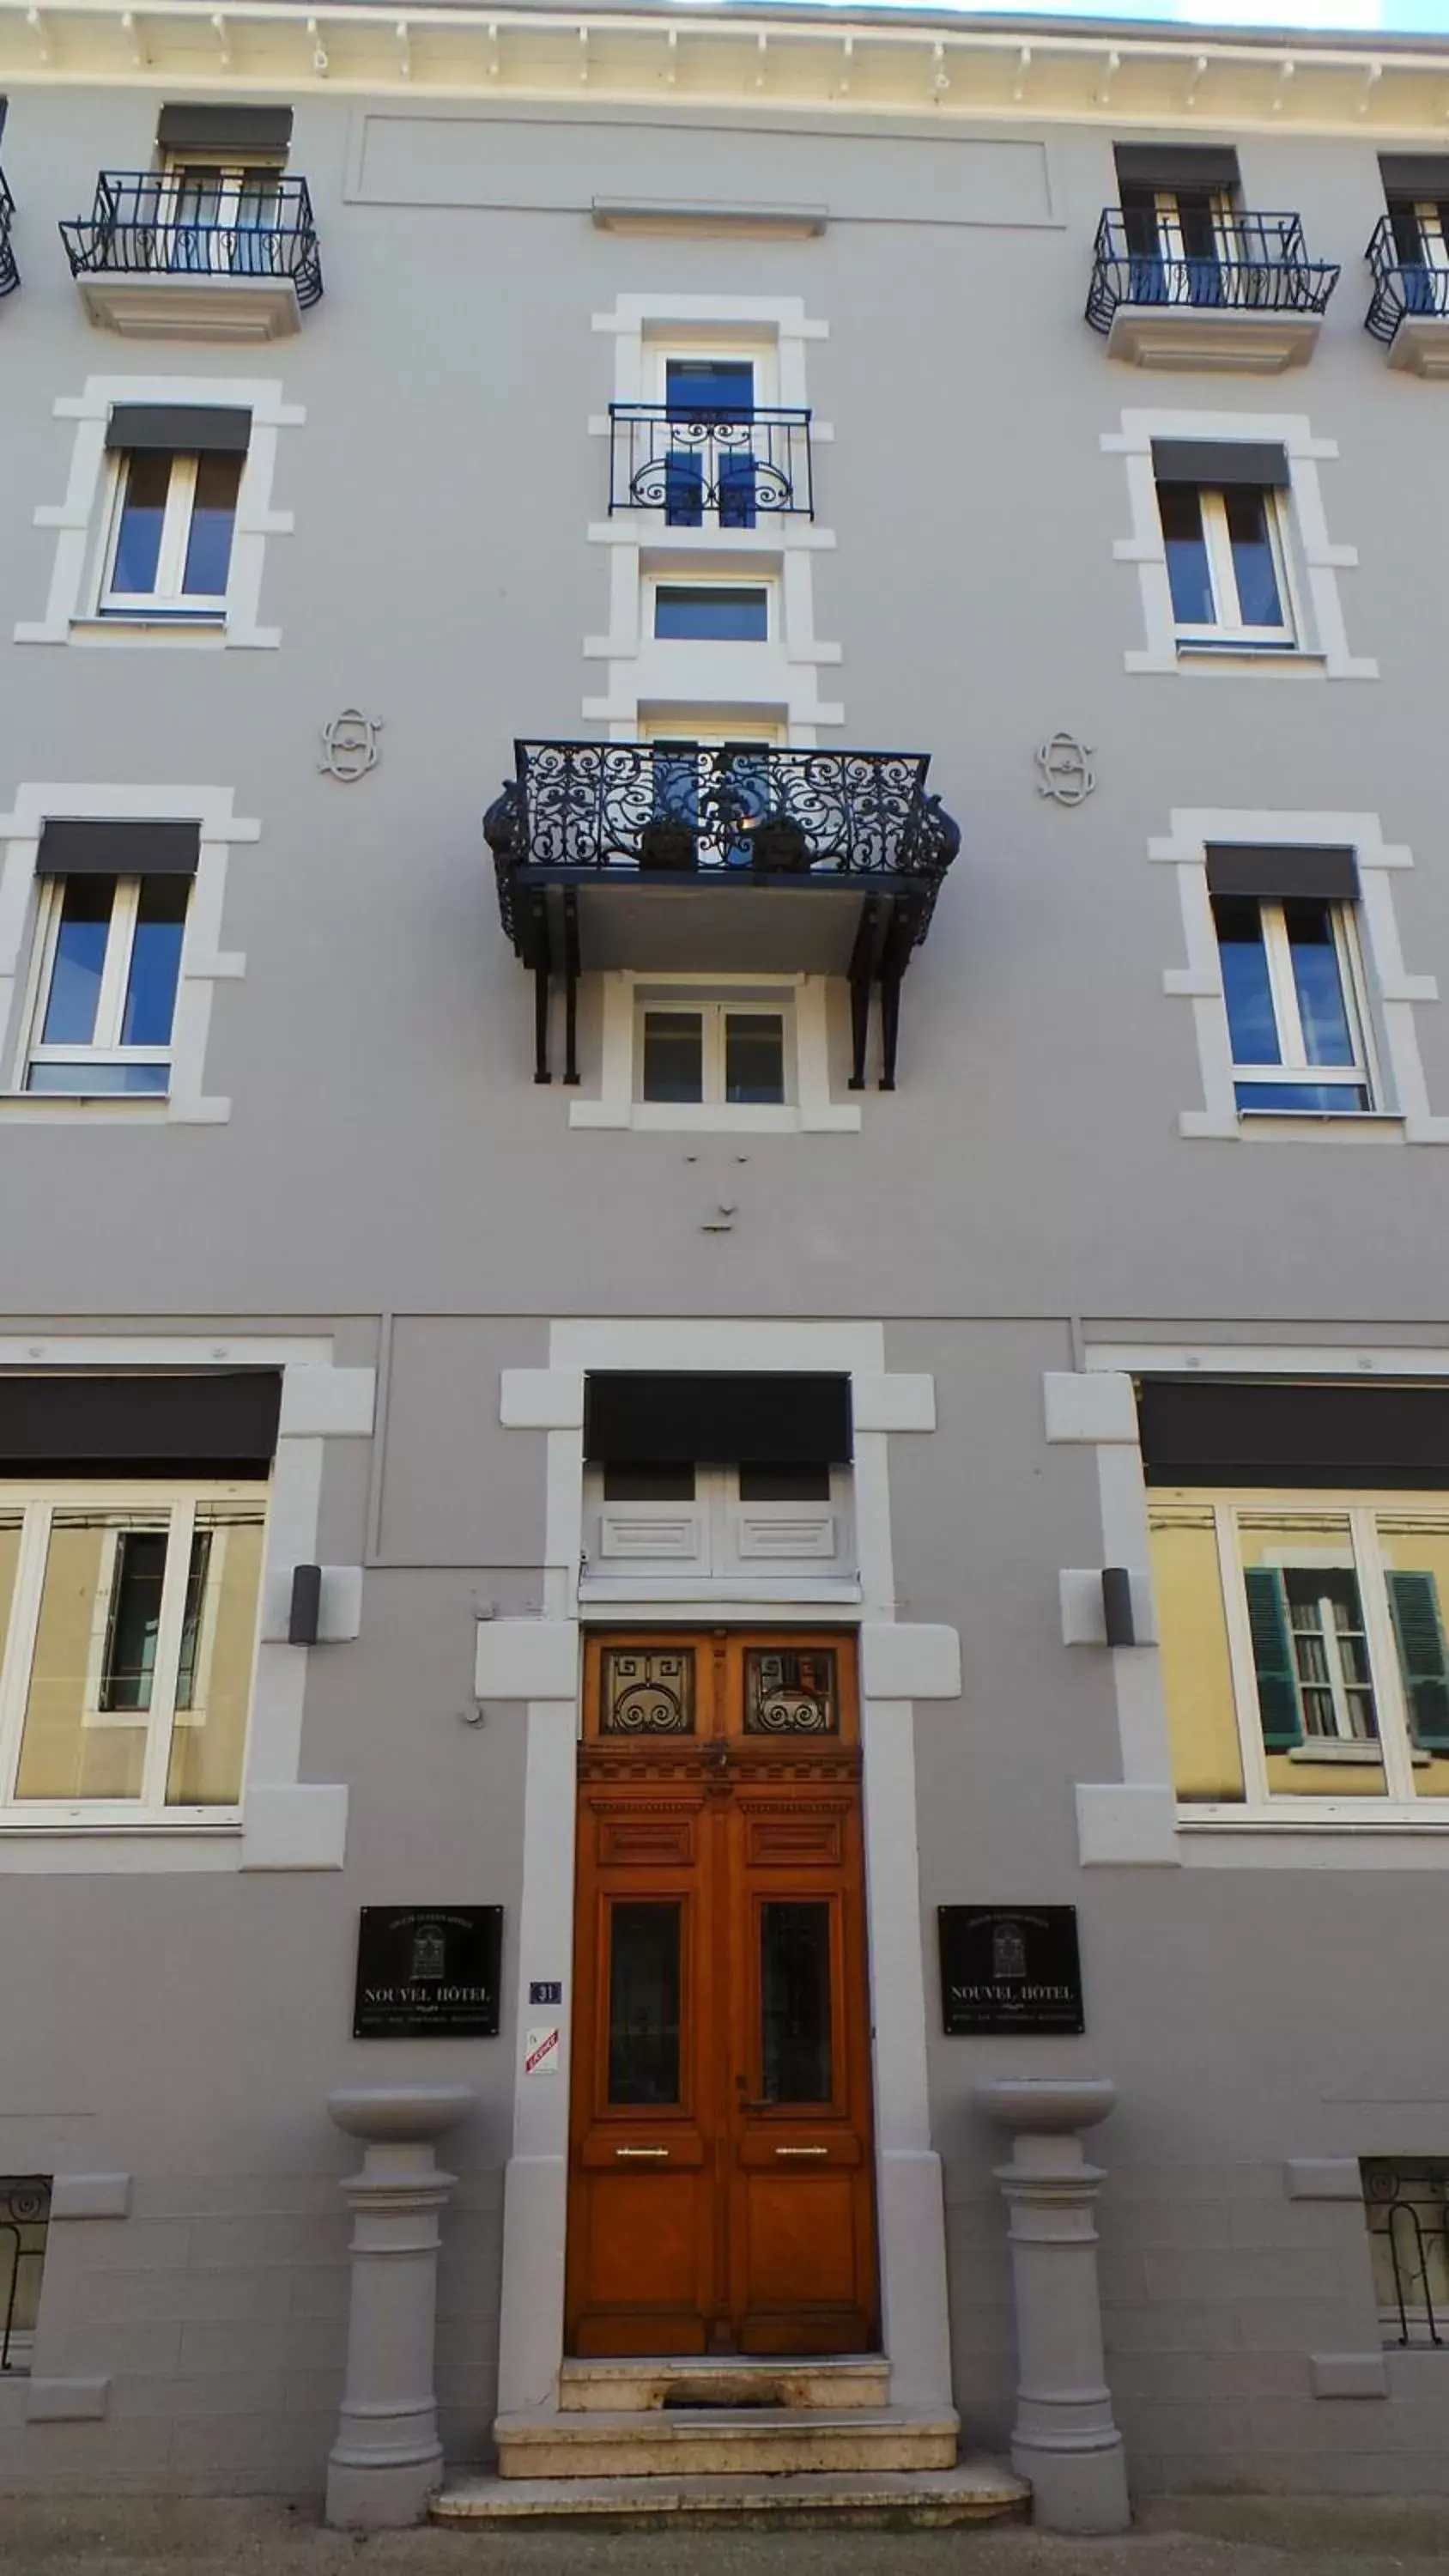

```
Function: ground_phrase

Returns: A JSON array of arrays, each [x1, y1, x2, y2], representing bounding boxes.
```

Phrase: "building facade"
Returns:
[[3, 0, 1449, 2511]]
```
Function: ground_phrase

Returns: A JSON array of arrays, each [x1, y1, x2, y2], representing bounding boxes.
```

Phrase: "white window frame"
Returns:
[[645, 340, 780, 411], [1161, 478, 1296, 651], [0, 1480, 266, 1830], [1216, 893, 1377, 1113], [1406, 201, 1449, 270], [20, 873, 187, 1097], [645, 572, 777, 646], [572, 969, 860, 1135], [638, 995, 793, 1109], [98, 448, 238, 620], [155, 159, 285, 277], [1139, 186, 1246, 298], [581, 1459, 858, 1602]]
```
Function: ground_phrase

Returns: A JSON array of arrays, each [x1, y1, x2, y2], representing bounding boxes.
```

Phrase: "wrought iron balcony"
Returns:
[[486, 740, 960, 1091], [60, 173, 322, 337], [609, 404, 813, 521], [1366, 216, 1449, 368], [1087, 210, 1338, 368], [0, 169, 17, 300]]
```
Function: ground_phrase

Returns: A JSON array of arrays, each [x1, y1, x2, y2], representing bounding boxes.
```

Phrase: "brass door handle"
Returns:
[[773, 2145, 829, 2158], [615, 2145, 670, 2160]]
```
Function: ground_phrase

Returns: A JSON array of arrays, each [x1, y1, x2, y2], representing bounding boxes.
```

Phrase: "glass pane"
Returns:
[[600, 1647, 694, 1735], [608, 1903, 682, 2105], [1283, 900, 1355, 1067], [1158, 483, 1215, 625], [737, 1463, 831, 1502], [100, 1528, 168, 1710], [166, 1504, 265, 1807], [111, 450, 173, 595], [665, 359, 755, 418], [1212, 896, 1280, 1066], [1237, 1513, 1385, 1797], [121, 877, 187, 1047], [39, 878, 114, 1048], [1234, 1081, 1369, 1114], [14, 1512, 164, 1801], [724, 1015, 785, 1105], [603, 1462, 696, 1501], [1224, 485, 1285, 628], [181, 451, 241, 598], [744, 1649, 839, 1736], [0, 1516, 22, 1691], [26, 1062, 170, 1097], [1148, 1504, 1245, 1801], [1377, 1511, 1449, 1802], [760, 1902, 833, 2104], [654, 586, 769, 642], [642, 1012, 703, 1103]]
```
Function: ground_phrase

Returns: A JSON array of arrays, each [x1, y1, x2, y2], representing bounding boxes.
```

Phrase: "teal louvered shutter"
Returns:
[[1386, 1572, 1449, 1753], [1244, 1567, 1302, 1750]]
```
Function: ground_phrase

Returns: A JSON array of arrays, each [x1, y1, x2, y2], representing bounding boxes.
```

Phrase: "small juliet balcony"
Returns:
[[609, 404, 814, 521], [1087, 210, 1339, 372], [1366, 217, 1449, 374], [485, 740, 961, 1091], [60, 173, 322, 341], [0, 169, 17, 299]]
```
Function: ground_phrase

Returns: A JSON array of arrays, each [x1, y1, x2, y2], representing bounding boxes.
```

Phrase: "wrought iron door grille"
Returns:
[[609, 404, 813, 520], [1362, 2159, 1449, 2346], [1365, 215, 1449, 344], [60, 173, 323, 308], [0, 2179, 50, 2372], [0, 169, 17, 299], [1087, 210, 1339, 334]]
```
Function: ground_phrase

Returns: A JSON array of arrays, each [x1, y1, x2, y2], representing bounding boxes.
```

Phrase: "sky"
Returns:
[[758, 0, 1449, 41]]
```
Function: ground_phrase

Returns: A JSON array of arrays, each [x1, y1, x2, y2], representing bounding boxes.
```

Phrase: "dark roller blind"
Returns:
[[1114, 143, 1240, 190], [156, 104, 293, 154], [1138, 1378, 1449, 1490], [585, 1373, 852, 1467], [106, 405, 251, 455], [0, 1373, 282, 1476], [1206, 845, 1359, 902], [36, 819, 200, 878], [1151, 439, 1289, 489], [1379, 154, 1449, 200]]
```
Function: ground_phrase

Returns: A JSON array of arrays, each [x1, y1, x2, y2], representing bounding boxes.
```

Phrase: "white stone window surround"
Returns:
[[0, 1336, 373, 1875], [588, 295, 840, 737], [0, 782, 256, 1127], [1155, 806, 1448, 1146], [1051, 1346, 1449, 1871], [15, 374, 302, 653], [569, 969, 861, 1134], [480, 1320, 955, 2427], [1103, 406, 1377, 683]]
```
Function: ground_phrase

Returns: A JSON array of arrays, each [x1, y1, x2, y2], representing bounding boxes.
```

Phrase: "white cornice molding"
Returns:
[[4, 3, 1449, 141]]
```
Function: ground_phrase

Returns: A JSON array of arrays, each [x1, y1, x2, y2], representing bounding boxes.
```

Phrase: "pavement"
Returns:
[[4, 2498, 1449, 2576]]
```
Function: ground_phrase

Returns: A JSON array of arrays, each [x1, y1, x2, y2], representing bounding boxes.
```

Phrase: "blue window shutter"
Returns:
[[1244, 1566, 1302, 1750], [664, 452, 703, 528], [718, 450, 758, 531], [1386, 1572, 1449, 1752]]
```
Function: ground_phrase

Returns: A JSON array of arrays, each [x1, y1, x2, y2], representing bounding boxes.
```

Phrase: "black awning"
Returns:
[[1138, 1378, 1449, 1490], [156, 104, 294, 155], [1205, 845, 1359, 902], [37, 819, 200, 878], [1151, 439, 1289, 489], [585, 1372, 852, 1466], [0, 1373, 283, 1475], [106, 405, 251, 455]]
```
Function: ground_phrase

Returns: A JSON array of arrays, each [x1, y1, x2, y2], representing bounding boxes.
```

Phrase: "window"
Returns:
[[1362, 2161, 1449, 2348], [25, 872, 188, 1095], [101, 447, 241, 618], [583, 1460, 853, 1592], [0, 1485, 267, 1820], [652, 584, 771, 643], [639, 1002, 787, 1106], [1213, 895, 1373, 1114], [1122, 183, 1243, 307], [662, 358, 759, 528], [0, 2179, 50, 2374], [1158, 479, 1290, 647], [1149, 1490, 1449, 1810], [157, 161, 286, 276]]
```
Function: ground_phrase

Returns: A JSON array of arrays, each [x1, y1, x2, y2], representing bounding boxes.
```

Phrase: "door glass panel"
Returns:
[[744, 1647, 838, 1735], [15, 1511, 164, 1801], [760, 1901, 833, 2104], [608, 1902, 682, 2105], [600, 1646, 695, 1734], [166, 1503, 265, 1807]]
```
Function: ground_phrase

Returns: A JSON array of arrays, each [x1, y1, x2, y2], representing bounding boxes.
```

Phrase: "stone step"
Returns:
[[433, 2457, 1029, 2530], [558, 2354, 891, 2413], [494, 2403, 961, 2481]]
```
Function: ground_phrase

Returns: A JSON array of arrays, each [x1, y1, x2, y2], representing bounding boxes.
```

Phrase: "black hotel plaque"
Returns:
[[937, 1905, 1084, 2037], [354, 1905, 503, 2038]]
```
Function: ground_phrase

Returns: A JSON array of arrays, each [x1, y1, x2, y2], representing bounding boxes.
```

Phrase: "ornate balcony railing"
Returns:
[[60, 173, 323, 308], [1087, 209, 1339, 333], [0, 169, 17, 300], [1365, 215, 1449, 344], [0, 2178, 49, 2372], [608, 404, 813, 520], [486, 742, 961, 1090], [1362, 2160, 1449, 2348]]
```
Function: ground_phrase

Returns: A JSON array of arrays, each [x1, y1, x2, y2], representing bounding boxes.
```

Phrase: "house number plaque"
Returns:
[[353, 1905, 503, 2038], [937, 1905, 1084, 2036]]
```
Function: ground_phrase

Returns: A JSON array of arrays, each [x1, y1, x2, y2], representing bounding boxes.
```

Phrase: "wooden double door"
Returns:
[[566, 1631, 879, 2357]]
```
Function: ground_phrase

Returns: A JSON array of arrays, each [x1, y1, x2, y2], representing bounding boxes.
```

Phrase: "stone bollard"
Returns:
[[975, 2076, 1130, 2537], [324, 2085, 476, 2530]]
